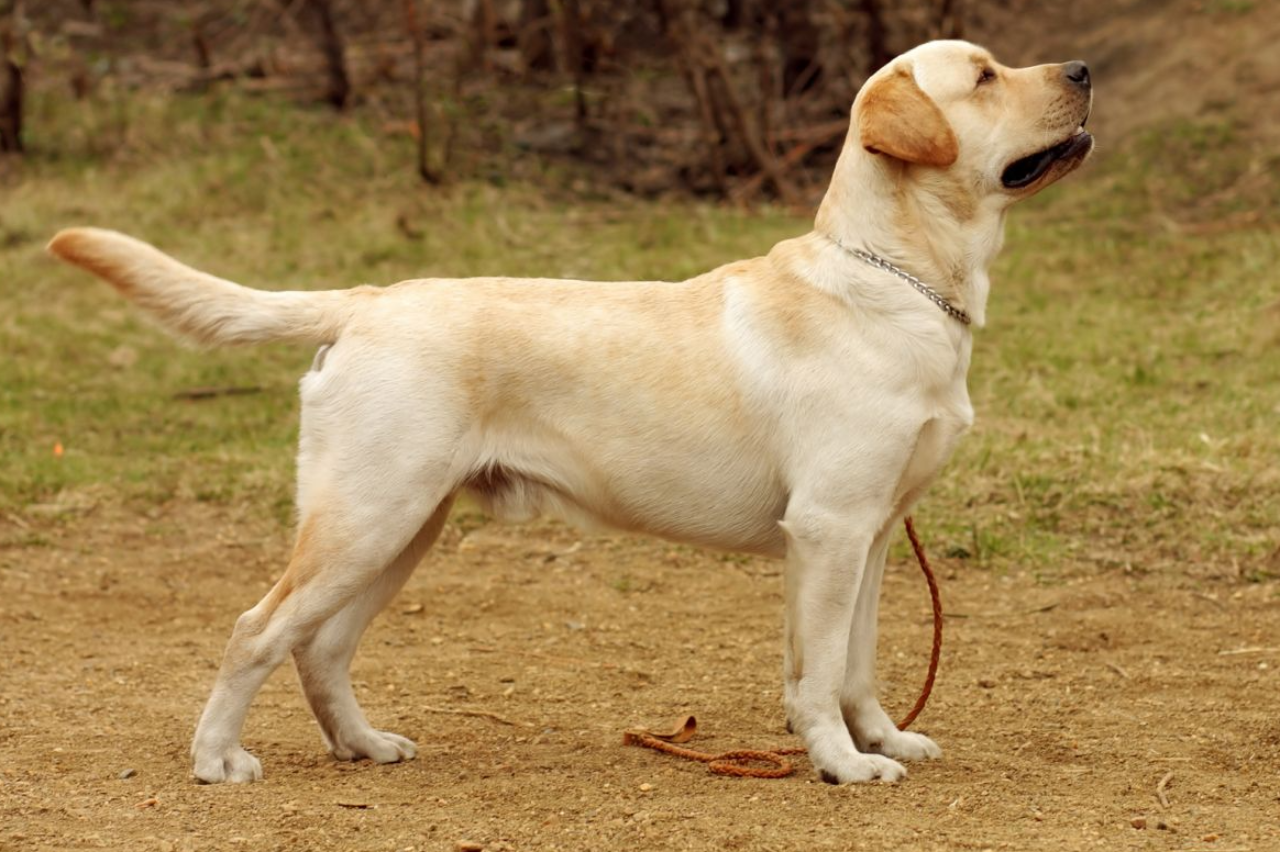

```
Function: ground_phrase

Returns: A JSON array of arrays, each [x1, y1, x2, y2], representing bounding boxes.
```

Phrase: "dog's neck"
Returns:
[[814, 146, 1006, 328]]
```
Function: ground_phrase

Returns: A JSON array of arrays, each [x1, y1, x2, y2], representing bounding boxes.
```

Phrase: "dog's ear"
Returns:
[[858, 69, 959, 168]]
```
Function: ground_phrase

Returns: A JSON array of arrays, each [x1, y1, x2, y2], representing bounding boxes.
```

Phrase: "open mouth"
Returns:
[[1001, 127, 1093, 189]]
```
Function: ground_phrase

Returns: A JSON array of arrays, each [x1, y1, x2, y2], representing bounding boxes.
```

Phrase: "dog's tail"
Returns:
[[47, 228, 352, 347]]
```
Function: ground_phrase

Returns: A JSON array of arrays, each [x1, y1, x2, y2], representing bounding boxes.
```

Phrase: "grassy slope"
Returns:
[[2, 90, 1277, 580]]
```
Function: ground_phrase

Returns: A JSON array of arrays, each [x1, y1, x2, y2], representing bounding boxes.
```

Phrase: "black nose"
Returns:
[[1063, 60, 1090, 88]]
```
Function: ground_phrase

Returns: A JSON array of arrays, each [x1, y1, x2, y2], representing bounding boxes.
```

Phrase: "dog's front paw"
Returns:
[[331, 729, 417, 764], [813, 752, 907, 784], [860, 728, 941, 762], [192, 745, 263, 784], [845, 702, 942, 762]]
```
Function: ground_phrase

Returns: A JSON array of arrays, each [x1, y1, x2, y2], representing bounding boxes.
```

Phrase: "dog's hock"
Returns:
[[858, 68, 959, 168]]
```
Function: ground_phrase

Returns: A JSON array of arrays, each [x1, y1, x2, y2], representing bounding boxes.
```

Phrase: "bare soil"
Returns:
[[2, 502, 1277, 852], [990, 0, 1280, 145]]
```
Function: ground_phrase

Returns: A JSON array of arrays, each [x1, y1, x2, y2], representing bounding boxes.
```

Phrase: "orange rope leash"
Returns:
[[621, 716, 806, 778], [623, 515, 943, 778], [896, 515, 943, 731]]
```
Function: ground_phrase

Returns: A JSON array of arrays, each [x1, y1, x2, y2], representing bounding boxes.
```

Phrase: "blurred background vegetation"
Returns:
[[1, 0, 1277, 581], [0, 0, 1009, 198], [2, 0, 1268, 202]]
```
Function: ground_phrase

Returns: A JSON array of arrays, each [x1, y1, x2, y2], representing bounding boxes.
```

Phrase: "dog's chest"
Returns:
[[895, 372, 973, 506]]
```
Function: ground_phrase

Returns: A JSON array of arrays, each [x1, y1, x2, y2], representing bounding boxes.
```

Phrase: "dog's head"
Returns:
[[853, 40, 1093, 205]]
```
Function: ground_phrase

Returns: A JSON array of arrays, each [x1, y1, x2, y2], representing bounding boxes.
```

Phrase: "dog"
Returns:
[[47, 39, 1093, 785]]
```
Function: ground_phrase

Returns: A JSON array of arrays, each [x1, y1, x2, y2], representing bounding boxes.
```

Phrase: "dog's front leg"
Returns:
[[839, 524, 942, 762], [781, 507, 907, 783]]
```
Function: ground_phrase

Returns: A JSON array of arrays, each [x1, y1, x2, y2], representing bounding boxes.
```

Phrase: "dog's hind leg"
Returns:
[[189, 473, 456, 784], [292, 495, 455, 764]]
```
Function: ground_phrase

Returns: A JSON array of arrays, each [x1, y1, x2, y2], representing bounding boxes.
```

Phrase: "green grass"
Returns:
[[928, 116, 1280, 579], [2, 90, 1277, 580]]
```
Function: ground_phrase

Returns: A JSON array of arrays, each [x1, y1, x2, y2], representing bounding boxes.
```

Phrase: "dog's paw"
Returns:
[[814, 753, 907, 784], [844, 701, 942, 762], [860, 728, 941, 762], [193, 745, 263, 784], [331, 729, 417, 764]]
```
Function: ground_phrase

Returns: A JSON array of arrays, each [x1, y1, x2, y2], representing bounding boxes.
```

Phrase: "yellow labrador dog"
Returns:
[[48, 40, 1092, 785]]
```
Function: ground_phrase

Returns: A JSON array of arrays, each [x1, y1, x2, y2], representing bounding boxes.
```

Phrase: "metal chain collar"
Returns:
[[826, 236, 972, 326]]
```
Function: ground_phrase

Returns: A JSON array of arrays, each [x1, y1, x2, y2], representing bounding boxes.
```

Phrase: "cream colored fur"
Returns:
[[47, 40, 1093, 785]]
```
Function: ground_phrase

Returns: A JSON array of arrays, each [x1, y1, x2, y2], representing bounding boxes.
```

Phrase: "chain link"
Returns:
[[826, 236, 972, 326]]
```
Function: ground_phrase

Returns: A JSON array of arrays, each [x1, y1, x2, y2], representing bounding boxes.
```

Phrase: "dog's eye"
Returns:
[[977, 67, 997, 86]]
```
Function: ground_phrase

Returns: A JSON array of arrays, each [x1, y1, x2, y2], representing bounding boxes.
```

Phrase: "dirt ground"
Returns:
[[1, 502, 1277, 852]]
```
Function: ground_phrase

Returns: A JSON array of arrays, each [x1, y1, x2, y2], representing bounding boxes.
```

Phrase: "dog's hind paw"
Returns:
[[193, 746, 263, 784], [331, 729, 417, 764]]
